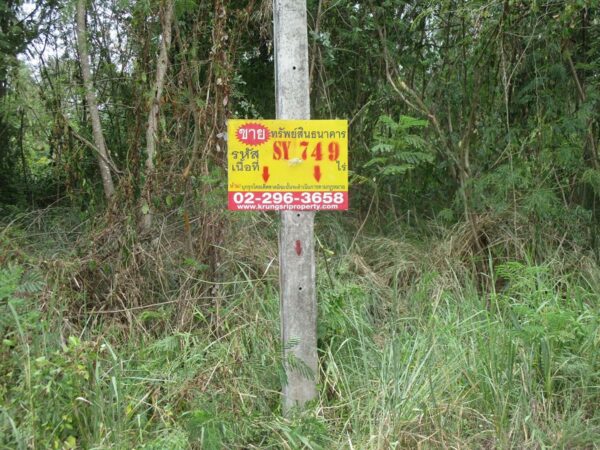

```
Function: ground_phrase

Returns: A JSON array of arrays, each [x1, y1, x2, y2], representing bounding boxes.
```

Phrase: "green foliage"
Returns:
[[494, 262, 597, 398], [2, 217, 600, 448], [359, 114, 439, 209], [0, 263, 44, 345], [582, 169, 600, 195], [2, 0, 600, 448], [366, 115, 433, 178], [318, 281, 371, 345]]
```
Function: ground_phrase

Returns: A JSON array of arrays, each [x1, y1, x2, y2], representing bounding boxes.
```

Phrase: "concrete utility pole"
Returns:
[[273, 0, 317, 413]]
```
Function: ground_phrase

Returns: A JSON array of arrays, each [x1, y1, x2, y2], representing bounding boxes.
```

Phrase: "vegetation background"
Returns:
[[1, 0, 599, 448]]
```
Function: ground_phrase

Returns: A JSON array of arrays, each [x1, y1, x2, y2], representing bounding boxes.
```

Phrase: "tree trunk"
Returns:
[[141, 0, 174, 230], [75, 0, 115, 200]]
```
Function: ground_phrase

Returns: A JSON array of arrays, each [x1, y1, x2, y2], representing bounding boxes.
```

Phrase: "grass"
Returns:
[[1, 208, 599, 449]]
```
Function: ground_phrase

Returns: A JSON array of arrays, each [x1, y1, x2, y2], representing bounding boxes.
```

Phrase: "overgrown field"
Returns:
[[1, 207, 598, 449]]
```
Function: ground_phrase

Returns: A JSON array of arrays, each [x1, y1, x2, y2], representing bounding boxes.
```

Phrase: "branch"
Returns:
[[565, 49, 598, 167], [69, 126, 123, 176]]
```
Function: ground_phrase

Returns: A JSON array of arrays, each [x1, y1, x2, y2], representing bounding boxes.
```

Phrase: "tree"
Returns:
[[140, 0, 174, 230], [75, 0, 115, 200], [0, 0, 38, 201]]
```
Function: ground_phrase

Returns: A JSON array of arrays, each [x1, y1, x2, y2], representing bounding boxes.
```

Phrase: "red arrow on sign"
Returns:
[[262, 166, 270, 183], [313, 165, 322, 182]]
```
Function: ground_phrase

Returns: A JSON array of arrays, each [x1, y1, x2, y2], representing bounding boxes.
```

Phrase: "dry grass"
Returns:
[[2, 207, 599, 448]]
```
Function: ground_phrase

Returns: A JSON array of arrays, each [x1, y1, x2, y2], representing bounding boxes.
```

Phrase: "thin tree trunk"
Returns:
[[18, 108, 32, 204], [141, 0, 174, 230], [75, 0, 115, 200]]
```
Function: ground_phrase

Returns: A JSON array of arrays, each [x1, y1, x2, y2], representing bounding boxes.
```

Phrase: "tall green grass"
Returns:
[[1, 211, 599, 448]]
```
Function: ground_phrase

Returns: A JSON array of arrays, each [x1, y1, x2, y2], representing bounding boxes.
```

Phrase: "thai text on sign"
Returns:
[[227, 120, 348, 211]]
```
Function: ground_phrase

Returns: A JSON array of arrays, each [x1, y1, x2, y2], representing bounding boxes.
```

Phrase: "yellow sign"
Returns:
[[227, 119, 348, 211]]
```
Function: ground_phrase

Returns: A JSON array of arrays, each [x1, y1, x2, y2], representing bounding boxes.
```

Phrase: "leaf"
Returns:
[[582, 169, 600, 194], [370, 143, 393, 155], [381, 164, 414, 176], [64, 436, 77, 449], [0, 265, 22, 300], [363, 157, 387, 168], [141, 202, 150, 215], [398, 115, 429, 129], [183, 258, 209, 272], [367, 114, 433, 180]]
